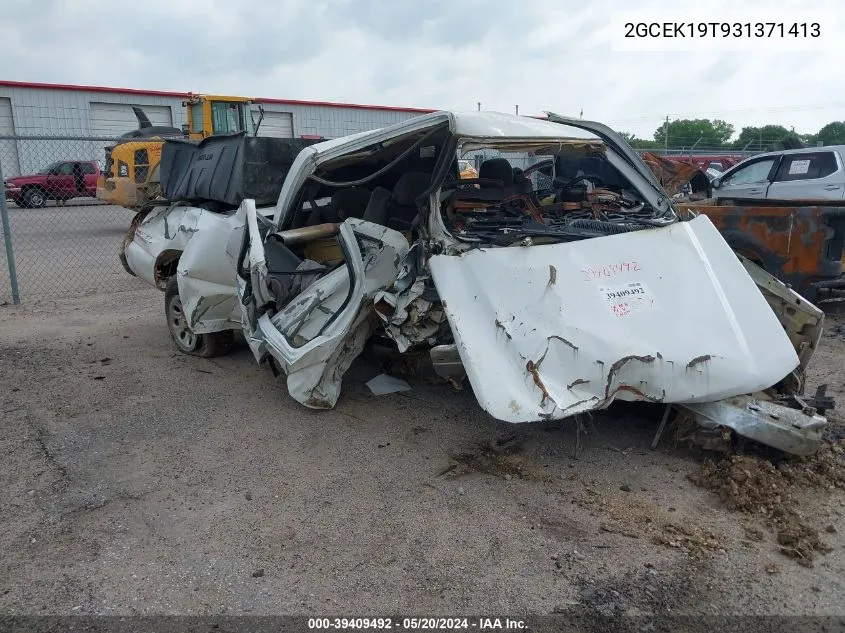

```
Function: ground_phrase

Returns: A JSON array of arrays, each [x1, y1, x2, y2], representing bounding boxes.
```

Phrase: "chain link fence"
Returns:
[[0, 135, 152, 304]]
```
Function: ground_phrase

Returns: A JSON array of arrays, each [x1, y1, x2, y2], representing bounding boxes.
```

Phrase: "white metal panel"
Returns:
[[283, 102, 422, 139], [257, 110, 294, 138], [452, 111, 597, 140], [0, 83, 425, 142], [89, 102, 173, 137], [428, 215, 800, 423], [0, 97, 21, 177]]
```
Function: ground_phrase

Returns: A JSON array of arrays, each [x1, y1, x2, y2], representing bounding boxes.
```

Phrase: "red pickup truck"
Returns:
[[4, 160, 101, 208]]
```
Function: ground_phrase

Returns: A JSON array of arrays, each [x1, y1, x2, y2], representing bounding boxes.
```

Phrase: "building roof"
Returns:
[[0, 80, 435, 114]]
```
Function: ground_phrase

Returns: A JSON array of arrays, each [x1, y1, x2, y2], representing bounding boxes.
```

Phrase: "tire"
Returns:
[[164, 277, 234, 358], [23, 188, 47, 209]]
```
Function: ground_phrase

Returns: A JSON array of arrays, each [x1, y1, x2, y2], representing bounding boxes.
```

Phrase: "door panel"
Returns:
[[237, 199, 410, 408], [766, 151, 845, 200], [715, 156, 778, 201], [83, 162, 99, 192], [46, 162, 75, 199]]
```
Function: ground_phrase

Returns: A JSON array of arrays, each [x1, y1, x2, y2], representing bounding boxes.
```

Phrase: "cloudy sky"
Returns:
[[2, 0, 843, 140]]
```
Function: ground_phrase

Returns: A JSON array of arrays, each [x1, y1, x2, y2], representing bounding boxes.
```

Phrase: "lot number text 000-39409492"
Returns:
[[307, 617, 527, 630]]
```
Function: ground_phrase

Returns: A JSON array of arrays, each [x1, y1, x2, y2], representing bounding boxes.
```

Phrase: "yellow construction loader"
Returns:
[[97, 94, 263, 209]]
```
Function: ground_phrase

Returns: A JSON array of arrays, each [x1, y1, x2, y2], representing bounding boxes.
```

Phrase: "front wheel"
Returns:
[[23, 188, 47, 208], [164, 277, 234, 357]]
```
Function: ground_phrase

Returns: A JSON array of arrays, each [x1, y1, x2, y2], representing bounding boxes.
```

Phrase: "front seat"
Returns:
[[361, 187, 393, 226], [478, 158, 514, 188], [263, 236, 303, 308], [512, 167, 533, 195], [385, 172, 431, 231], [331, 187, 371, 220]]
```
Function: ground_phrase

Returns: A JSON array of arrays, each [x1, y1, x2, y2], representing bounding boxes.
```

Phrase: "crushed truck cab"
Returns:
[[119, 110, 835, 456]]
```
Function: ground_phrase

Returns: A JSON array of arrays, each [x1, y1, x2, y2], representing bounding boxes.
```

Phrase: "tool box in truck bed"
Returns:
[[159, 133, 319, 208]]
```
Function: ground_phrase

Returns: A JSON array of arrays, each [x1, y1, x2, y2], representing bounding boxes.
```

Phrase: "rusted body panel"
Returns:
[[641, 152, 711, 199], [677, 201, 845, 301]]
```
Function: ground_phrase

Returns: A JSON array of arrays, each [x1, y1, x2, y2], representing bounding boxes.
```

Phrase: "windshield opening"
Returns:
[[211, 102, 255, 135], [38, 161, 62, 175], [439, 139, 674, 247]]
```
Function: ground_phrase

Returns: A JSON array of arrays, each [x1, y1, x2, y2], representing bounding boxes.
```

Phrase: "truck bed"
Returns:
[[677, 200, 845, 304]]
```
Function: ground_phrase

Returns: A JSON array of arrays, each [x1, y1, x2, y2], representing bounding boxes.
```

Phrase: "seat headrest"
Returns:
[[392, 172, 431, 206], [331, 187, 371, 219], [479, 158, 514, 186], [513, 166, 529, 185]]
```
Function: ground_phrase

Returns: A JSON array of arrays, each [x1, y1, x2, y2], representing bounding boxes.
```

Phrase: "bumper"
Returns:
[[122, 238, 157, 287], [428, 344, 829, 457], [680, 396, 827, 456], [4, 187, 21, 203]]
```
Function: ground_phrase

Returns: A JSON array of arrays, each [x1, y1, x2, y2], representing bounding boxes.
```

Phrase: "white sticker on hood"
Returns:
[[598, 281, 657, 317]]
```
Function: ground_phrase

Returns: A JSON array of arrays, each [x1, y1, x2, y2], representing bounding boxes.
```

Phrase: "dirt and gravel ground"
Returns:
[[0, 288, 843, 620]]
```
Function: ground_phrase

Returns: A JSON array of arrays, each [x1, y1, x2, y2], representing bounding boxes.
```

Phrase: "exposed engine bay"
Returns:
[[441, 149, 675, 248]]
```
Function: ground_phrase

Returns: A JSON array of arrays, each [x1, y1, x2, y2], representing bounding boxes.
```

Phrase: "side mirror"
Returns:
[[711, 177, 721, 189]]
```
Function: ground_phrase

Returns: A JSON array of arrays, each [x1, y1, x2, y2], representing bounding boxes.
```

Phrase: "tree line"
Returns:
[[620, 119, 845, 152]]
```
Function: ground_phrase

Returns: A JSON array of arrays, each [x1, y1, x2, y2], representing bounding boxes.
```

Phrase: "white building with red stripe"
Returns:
[[0, 80, 432, 177]]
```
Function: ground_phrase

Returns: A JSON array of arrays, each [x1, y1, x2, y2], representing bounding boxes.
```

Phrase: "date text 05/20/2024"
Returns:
[[307, 617, 526, 630]]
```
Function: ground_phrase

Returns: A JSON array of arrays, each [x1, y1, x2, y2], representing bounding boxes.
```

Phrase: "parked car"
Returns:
[[712, 146, 845, 202], [119, 111, 833, 456], [4, 160, 100, 208]]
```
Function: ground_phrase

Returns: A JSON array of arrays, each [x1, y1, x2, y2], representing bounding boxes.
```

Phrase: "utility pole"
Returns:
[[690, 135, 703, 161], [665, 116, 669, 151], [515, 105, 519, 115]]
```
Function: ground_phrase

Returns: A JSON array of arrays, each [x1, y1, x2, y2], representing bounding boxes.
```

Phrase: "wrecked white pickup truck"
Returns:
[[120, 110, 834, 456]]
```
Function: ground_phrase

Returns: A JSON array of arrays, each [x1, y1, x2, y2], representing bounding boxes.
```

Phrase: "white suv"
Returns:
[[712, 145, 845, 202]]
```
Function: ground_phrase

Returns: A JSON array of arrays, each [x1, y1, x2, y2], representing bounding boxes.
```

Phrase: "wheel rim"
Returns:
[[167, 295, 198, 351], [30, 192, 44, 206]]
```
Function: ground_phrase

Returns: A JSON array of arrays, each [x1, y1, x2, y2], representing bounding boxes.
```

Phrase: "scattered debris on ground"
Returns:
[[451, 450, 555, 482], [450, 436, 555, 482], [571, 561, 697, 619], [366, 373, 412, 396], [571, 479, 727, 561], [652, 522, 724, 561], [688, 437, 845, 566]]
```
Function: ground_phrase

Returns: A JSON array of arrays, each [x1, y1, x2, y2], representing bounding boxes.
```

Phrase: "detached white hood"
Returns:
[[428, 215, 800, 423]]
